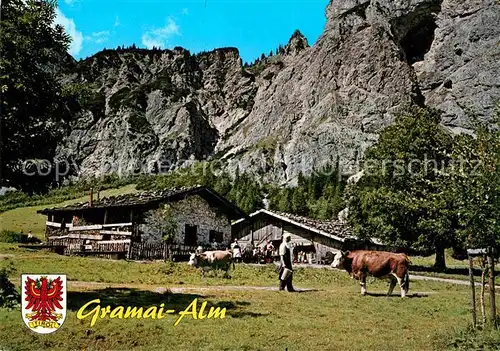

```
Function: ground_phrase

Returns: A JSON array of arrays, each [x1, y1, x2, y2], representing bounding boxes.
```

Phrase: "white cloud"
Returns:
[[54, 8, 83, 56], [181, 8, 189, 15], [141, 18, 180, 49], [114, 16, 120, 27], [65, 0, 76, 5], [92, 30, 110, 37], [141, 36, 164, 50], [84, 30, 111, 45]]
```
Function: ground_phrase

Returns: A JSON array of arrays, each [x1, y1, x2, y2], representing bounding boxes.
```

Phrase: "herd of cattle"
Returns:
[[188, 249, 412, 297]]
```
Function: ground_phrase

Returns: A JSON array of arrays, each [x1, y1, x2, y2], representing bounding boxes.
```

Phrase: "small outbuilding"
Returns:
[[231, 209, 386, 264]]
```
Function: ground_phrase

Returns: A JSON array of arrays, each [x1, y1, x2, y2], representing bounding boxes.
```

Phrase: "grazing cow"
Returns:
[[188, 250, 235, 277], [331, 250, 411, 297]]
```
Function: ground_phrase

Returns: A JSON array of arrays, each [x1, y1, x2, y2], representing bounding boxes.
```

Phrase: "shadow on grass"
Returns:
[[365, 292, 429, 298], [410, 264, 481, 276], [293, 289, 320, 294], [66, 288, 267, 319]]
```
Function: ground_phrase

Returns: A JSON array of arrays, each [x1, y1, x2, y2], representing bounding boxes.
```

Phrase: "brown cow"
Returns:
[[331, 250, 411, 297], [188, 250, 235, 277]]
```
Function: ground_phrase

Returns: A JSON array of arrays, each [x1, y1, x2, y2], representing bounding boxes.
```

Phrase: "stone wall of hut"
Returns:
[[140, 195, 231, 247]]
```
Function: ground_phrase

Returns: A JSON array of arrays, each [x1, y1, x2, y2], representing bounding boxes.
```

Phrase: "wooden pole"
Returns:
[[250, 218, 254, 244], [488, 247, 497, 328], [481, 256, 488, 326], [469, 255, 477, 328]]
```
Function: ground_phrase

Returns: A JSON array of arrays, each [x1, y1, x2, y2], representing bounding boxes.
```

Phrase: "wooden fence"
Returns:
[[45, 236, 198, 261], [128, 243, 198, 261]]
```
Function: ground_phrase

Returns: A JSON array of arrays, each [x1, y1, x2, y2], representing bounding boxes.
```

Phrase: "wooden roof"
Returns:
[[37, 186, 247, 220], [232, 209, 385, 246]]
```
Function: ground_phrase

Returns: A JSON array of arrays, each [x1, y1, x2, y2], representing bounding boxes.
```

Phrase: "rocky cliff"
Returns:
[[58, 0, 500, 185]]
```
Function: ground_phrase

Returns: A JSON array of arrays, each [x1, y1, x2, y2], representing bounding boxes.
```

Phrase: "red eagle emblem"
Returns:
[[24, 276, 64, 322]]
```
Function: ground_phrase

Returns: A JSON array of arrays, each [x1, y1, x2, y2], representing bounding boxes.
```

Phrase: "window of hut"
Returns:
[[209, 230, 223, 243]]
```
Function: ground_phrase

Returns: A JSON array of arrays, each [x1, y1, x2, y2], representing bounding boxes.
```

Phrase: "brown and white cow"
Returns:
[[188, 250, 235, 277], [331, 250, 411, 297]]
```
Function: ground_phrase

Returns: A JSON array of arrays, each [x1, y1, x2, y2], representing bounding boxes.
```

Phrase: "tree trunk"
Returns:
[[434, 244, 446, 271]]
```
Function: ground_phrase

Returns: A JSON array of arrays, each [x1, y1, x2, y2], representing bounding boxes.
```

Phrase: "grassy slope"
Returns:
[[1, 187, 498, 350], [0, 284, 472, 351], [2, 246, 498, 350], [0, 250, 479, 351], [0, 185, 138, 239]]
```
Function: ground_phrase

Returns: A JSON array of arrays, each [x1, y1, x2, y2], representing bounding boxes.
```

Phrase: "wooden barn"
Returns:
[[37, 186, 246, 260], [231, 209, 386, 264]]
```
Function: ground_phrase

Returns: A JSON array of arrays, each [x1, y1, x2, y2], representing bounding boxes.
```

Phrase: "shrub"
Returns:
[[0, 267, 20, 309], [445, 326, 500, 350], [0, 230, 41, 244]]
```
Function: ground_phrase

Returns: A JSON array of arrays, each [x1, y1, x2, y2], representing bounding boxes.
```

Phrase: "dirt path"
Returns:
[[68, 281, 316, 293], [67, 281, 439, 297]]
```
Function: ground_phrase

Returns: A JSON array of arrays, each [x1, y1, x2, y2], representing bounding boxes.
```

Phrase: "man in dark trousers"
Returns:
[[278, 233, 296, 292]]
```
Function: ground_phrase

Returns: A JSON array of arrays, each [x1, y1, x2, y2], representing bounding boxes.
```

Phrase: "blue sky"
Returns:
[[54, 0, 329, 64]]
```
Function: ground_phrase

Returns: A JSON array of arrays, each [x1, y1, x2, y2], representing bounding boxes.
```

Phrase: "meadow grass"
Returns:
[[410, 251, 500, 284], [2, 246, 500, 350], [0, 264, 478, 351], [2, 187, 499, 350], [0, 185, 138, 239]]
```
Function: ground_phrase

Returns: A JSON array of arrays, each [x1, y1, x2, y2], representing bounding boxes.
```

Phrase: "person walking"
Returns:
[[231, 239, 242, 263], [266, 240, 274, 263], [278, 233, 296, 292]]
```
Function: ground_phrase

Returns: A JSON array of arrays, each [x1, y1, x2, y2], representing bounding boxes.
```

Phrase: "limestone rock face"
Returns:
[[413, 0, 500, 133], [57, 0, 500, 183]]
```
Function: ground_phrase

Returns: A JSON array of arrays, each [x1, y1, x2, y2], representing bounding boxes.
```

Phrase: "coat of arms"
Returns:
[[21, 274, 67, 334]]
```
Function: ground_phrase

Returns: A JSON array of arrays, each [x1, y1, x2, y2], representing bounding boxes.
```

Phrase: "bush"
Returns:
[[0, 267, 20, 309], [445, 326, 500, 350], [0, 230, 41, 244]]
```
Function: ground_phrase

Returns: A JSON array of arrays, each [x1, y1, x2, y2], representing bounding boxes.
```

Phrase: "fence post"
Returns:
[[488, 247, 497, 328], [469, 254, 477, 328]]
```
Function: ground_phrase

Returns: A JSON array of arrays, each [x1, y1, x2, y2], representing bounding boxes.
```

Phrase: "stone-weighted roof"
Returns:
[[272, 211, 353, 238], [37, 186, 247, 219]]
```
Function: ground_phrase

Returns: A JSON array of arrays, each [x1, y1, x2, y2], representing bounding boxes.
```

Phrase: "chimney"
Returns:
[[89, 187, 93, 207]]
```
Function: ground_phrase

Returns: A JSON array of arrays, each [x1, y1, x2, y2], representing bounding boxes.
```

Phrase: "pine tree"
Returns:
[[291, 188, 308, 216]]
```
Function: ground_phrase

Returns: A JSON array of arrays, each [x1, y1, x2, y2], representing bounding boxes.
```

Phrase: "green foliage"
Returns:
[[0, 0, 73, 192], [108, 87, 131, 111], [142, 205, 179, 243], [444, 326, 500, 350], [348, 105, 500, 269], [61, 82, 105, 117], [347, 107, 456, 269], [0, 230, 32, 243], [136, 159, 346, 217], [269, 163, 346, 219], [0, 266, 20, 309], [0, 173, 138, 213], [228, 170, 263, 214], [128, 113, 152, 134], [447, 108, 500, 250]]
